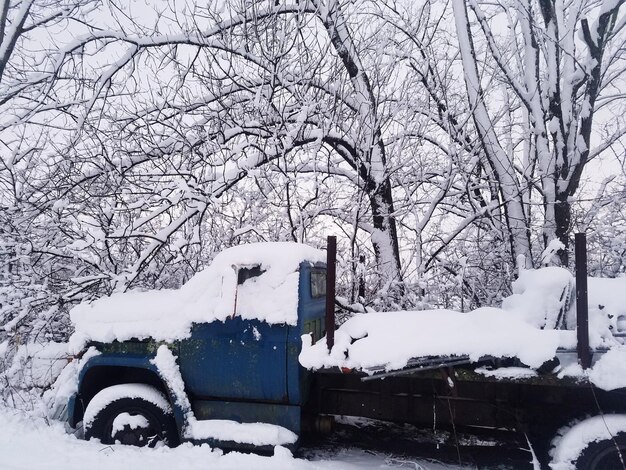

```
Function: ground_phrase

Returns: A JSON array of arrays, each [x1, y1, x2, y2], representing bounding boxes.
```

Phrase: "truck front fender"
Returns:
[[74, 354, 187, 433]]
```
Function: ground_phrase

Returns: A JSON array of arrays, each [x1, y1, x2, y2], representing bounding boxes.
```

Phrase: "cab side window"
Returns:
[[310, 270, 326, 298]]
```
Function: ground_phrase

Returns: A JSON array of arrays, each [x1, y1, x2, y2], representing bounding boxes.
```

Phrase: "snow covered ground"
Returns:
[[0, 407, 468, 470]]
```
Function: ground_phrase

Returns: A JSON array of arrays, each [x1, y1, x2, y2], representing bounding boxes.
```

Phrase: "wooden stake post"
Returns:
[[326, 236, 336, 352], [575, 233, 591, 369]]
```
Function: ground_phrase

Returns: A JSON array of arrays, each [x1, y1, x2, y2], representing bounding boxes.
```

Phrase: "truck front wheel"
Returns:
[[83, 383, 179, 447]]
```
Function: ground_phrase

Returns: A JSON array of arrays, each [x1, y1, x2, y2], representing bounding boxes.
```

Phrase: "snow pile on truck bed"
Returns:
[[584, 276, 626, 343], [504, 266, 626, 344], [299, 308, 562, 371], [502, 266, 573, 329], [300, 267, 626, 384], [69, 243, 325, 352]]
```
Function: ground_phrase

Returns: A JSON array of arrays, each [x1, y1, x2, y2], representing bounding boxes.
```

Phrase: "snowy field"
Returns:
[[0, 407, 524, 470]]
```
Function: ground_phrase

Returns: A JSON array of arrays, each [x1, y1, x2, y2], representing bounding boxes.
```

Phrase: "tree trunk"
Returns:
[[554, 196, 571, 266], [369, 178, 403, 286], [452, 0, 532, 269], [315, 0, 403, 286]]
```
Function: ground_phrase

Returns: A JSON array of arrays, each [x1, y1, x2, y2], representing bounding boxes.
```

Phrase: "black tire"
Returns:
[[84, 386, 179, 447], [574, 433, 626, 470]]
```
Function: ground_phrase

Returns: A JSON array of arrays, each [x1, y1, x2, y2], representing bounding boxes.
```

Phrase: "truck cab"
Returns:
[[67, 243, 327, 448]]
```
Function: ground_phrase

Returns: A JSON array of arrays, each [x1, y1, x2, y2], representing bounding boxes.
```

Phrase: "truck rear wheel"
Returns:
[[83, 384, 179, 447], [573, 434, 626, 470], [550, 415, 626, 470]]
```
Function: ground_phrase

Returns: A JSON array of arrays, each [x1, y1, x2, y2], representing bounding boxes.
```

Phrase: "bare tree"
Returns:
[[19, 0, 411, 301], [451, 0, 626, 266]]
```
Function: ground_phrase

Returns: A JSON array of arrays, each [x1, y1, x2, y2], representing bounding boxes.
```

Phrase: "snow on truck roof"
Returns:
[[68, 242, 326, 353]]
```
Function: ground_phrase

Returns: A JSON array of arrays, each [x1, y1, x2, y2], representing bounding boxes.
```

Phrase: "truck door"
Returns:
[[178, 318, 288, 403], [178, 265, 289, 403]]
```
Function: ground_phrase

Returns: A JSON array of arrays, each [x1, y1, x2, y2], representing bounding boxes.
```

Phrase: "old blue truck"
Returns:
[[65, 239, 626, 469], [66, 242, 329, 450]]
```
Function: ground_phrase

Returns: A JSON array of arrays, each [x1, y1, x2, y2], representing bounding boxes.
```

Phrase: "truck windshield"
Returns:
[[237, 265, 265, 285]]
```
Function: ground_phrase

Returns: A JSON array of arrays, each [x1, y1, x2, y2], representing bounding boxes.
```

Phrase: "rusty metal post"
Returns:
[[575, 233, 592, 369], [326, 236, 336, 352]]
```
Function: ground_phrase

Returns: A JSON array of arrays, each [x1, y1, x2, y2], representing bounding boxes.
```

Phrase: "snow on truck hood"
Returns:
[[69, 242, 325, 353]]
